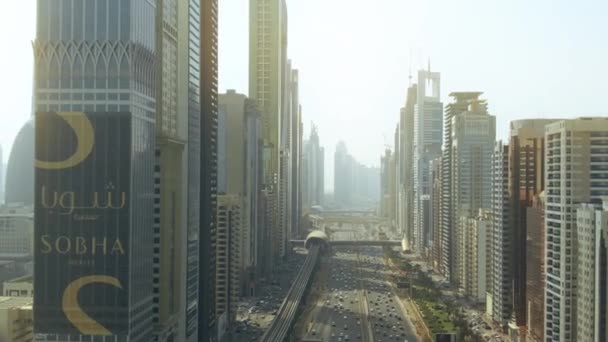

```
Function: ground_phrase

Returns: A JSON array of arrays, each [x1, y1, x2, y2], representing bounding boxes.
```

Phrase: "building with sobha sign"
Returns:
[[34, 112, 151, 339]]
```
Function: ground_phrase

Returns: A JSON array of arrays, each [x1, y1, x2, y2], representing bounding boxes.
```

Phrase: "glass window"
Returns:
[[61, 0, 72, 40], [96, 60, 106, 88], [72, 57, 83, 88], [73, 0, 83, 41], [108, 57, 119, 88], [60, 57, 71, 88], [48, 56, 60, 88], [85, 0, 95, 40], [37, 0, 49, 40], [84, 57, 95, 88], [109, 0, 119, 40], [49, 0, 60, 40], [97, 0, 107, 40], [120, 0, 130, 41]]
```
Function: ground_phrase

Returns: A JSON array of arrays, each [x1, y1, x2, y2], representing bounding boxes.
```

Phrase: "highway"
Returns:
[[300, 228, 419, 342]]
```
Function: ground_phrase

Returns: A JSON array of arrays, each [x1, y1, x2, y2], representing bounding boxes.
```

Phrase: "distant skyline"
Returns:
[[2, 0, 608, 191]]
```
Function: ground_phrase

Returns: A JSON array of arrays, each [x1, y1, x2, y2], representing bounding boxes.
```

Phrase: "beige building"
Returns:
[[0, 206, 33, 257], [575, 202, 608, 342], [3, 275, 32, 297], [458, 210, 491, 303], [544, 117, 608, 342], [0, 296, 33, 342]]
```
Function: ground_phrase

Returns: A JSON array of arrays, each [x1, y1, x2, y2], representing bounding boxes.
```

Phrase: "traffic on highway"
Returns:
[[301, 228, 418, 342]]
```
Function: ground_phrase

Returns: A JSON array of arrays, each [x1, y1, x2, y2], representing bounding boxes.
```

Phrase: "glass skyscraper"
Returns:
[[34, 1, 156, 341]]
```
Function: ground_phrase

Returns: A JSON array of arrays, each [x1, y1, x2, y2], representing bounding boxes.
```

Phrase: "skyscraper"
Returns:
[[290, 69, 303, 239], [199, 0, 219, 340], [575, 202, 608, 342], [250, 0, 289, 269], [334, 141, 353, 207], [302, 125, 325, 212], [506, 119, 556, 339], [33, 0, 156, 340], [413, 68, 442, 252], [441, 92, 483, 281], [182, 0, 203, 339], [218, 90, 263, 296], [491, 141, 512, 326], [215, 195, 242, 341], [5, 120, 34, 206], [153, 0, 190, 339], [451, 98, 495, 289], [544, 118, 608, 342], [525, 193, 546, 342], [400, 85, 417, 250]]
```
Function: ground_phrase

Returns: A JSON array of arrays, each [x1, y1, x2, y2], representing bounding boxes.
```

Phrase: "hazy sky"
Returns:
[[2, 0, 607, 191]]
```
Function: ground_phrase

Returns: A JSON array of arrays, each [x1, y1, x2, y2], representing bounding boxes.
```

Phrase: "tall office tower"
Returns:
[[258, 189, 277, 277], [199, 0, 219, 340], [575, 202, 608, 342], [250, 0, 289, 268], [290, 69, 302, 239], [525, 194, 546, 342], [218, 90, 263, 296], [33, 0, 156, 340], [506, 119, 556, 339], [451, 98, 495, 288], [441, 92, 483, 281], [5, 120, 34, 206], [390, 128, 398, 226], [413, 68, 442, 252], [334, 141, 353, 207], [491, 142, 512, 326], [215, 195, 241, 341], [278, 59, 293, 258], [544, 118, 608, 342], [244, 100, 263, 295], [302, 125, 325, 212], [153, 0, 193, 340], [380, 149, 391, 218], [429, 157, 442, 272], [458, 210, 491, 303], [400, 85, 417, 249]]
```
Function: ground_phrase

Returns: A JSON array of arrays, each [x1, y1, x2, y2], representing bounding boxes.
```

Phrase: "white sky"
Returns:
[[2, 0, 608, 191]]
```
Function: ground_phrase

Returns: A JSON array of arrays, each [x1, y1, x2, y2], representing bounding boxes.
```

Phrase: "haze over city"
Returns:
[[2, 0, 608, 189], [0, 1, 607, 342]]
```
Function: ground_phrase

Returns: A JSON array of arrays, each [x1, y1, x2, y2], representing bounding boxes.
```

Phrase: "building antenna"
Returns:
[[428, 57, 431, 73]]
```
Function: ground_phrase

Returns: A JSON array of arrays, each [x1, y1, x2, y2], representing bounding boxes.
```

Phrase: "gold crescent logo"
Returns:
[[36, 112, 95, 170], [61, 275, 122, 335]]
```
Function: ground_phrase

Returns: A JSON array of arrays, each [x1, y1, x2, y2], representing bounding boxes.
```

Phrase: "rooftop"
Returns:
[[0, 296, 33, 309]]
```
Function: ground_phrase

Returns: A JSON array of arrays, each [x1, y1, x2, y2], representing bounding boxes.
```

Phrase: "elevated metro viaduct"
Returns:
[[295, 230, 406, 252]]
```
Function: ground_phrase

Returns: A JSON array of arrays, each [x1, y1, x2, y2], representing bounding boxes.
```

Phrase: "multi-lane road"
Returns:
[[300, 228, 419, 342]]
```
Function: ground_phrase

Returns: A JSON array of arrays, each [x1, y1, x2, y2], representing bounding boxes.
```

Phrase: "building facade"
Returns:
[[575, 203, 608, 342], [441, 92, 483, 281], [491, 141, 512, 325], [33, 0, 156, 339], [525, 193, 546, 342], [0, 207, 33, 258], [507, 119, 556, 340], [544, 117, 608, 342], [400, 85, 417, 250], [413, 68, 443, 252], [451, 98, 495, 288], [0, 296, 33, 342], [215, 195, 242, 341]]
